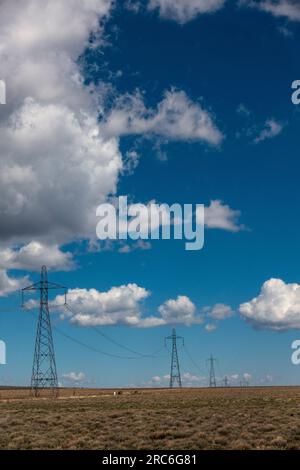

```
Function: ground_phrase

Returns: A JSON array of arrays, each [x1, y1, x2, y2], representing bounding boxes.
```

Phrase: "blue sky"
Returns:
[[0, 0, 300, 388]]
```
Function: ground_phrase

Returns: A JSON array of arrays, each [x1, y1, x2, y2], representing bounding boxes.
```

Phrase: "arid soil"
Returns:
[[1, 386, 300, 449]]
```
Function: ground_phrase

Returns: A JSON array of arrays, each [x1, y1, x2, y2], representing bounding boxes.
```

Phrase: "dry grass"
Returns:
[[1, 386, 300, 450]]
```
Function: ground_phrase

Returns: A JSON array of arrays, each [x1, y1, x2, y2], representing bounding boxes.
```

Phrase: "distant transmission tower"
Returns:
[[223, 375, 229, 387], [22, 266, 66, 397], [165, 328, 183, 388], [207, 354, 217, 387]]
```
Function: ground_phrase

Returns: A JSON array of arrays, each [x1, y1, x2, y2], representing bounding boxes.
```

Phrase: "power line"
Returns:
[[92, 326, 155, 357], [25, 305, 165, 360], [53, 323, 168, 360], [53, 324, 141, 360], [65, 304, 141, 355], [64, 303, 166, 359], [183, 344, 205, 375]]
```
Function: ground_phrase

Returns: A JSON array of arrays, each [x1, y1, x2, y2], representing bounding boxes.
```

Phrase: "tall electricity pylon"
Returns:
[[207, 354, 217, 387], [165, 328, 183, 388], [22, 266, 66, 397]]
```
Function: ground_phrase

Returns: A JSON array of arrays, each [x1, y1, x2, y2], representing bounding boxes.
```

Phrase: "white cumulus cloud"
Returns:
[[0, 1, 227, 292], [240, 278, 300, 330], [0, 0, 123, 287], [0, 241, 74, 272], [100, 89, 224, 146], [182, 372, 206, 386], [148, 0, 226, 24], [206, 303, 234, 320], [146, 372, 206, 387], [59, 284, 152, 327], [204, 200, 244, 232], [203, 303, 233, 331], [205, 323, 217, 332], [242, 0, 300, 22], [243, 372, 252, 383], [0, 270, 29, 297], [56, 289, 208, 328], [158, 295, 202, 325], [62, 371, 86, 383]]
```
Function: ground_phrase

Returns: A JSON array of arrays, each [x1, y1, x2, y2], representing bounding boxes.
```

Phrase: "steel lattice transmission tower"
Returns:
[[223, 375, 229, 387], [22, 266, 66, 397], [165, 328, 184, 388], [207, 354, 217, 387]]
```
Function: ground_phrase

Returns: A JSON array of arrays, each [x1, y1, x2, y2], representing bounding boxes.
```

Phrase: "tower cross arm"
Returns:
[[22, 281, 66, 291], [21, 278, 67, 307], [22, 281, 42, 292], [46, 281, 67, 290]]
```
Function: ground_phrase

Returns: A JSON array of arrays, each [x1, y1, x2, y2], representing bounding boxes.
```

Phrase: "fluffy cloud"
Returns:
[[229, 374, 239, 382], [239, 278, 300, 330], [0, 96, 121, 245], [182, 372, 207, 386], [148, 0, 226, 24], [242, 0, 300, 22], [260, 374, 273, 384], [62, 371, 86, 383], [122, 150, 140, 175], [236, 111, 284, 144], [243, 372, 252, 383], [202, 303, 233, 331], [158, 295, 202, 325], [0, 0, 124, 290], [54, 286, 236, 328], [0, 0, 121, 247], [204, 200, 244, 232], [150, 375, 163, 383], [226, 373, 252, 385], [254, 119, 283, 143], [206, 303, 234, 320], [0, 241, 74, 272], [146, 372, 206, 387], [205, 323, 217, 332], [59, 284, 153, 327], [0, 270, 28, 297], [100, 90, 224, 146], [56, 289, 206, 328], [0, 0, 112, 115], [0, 1, 226, 287], [146, 374, 170, 386]]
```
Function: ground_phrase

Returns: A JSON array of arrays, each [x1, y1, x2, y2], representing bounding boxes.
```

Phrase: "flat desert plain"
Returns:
[[1, 387, 300, 450]]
